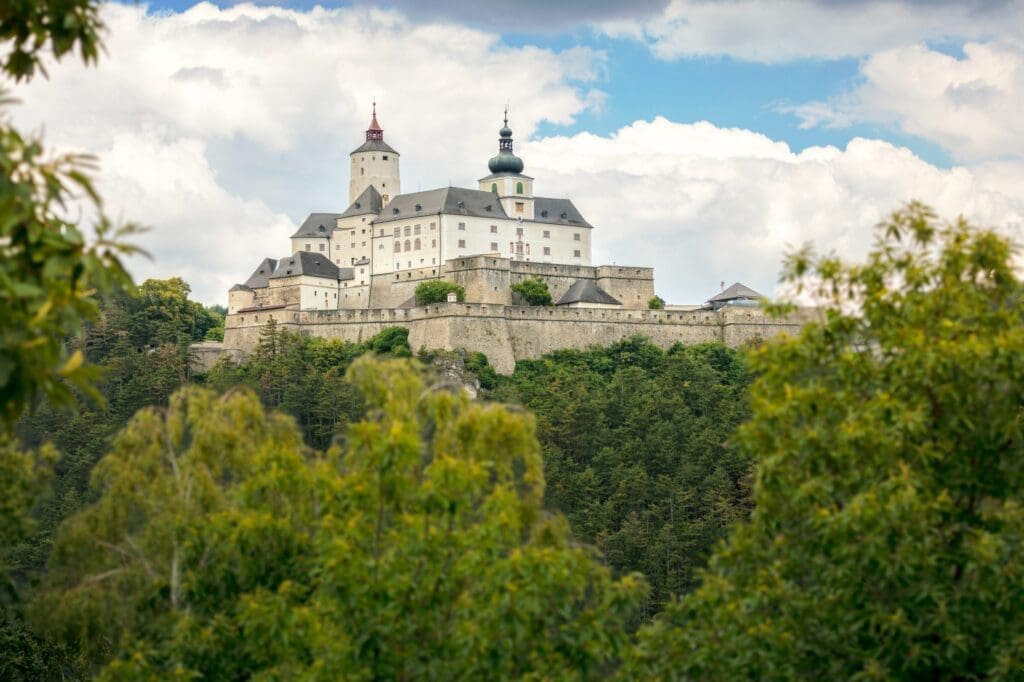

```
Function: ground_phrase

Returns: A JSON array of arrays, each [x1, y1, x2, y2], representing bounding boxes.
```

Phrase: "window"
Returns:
[[574, 233, 581, 241], [393, 227, 400, 237], [305, 243, 311, 251], [510, 242, 514, 252], [458, 239, 466, 248], [350, 243, 355, 248], [458, 222, 466, 231], [319, 243, 325, 251], [404, 226, 411, 237], [361, 229, 365, 234], [404, 240, 411, 252], [378, 243, 384, 250], [526, 244, 531, 255], [516, 227, 524, 237], [490, 242, 498, 251], [574, 249, 581, 258], [491, 183, 497, 193], [516, 181, 524, 194], [515, 202, 524, 213], [360, 167, 364, 175], [543, 230, 550, 238], [383, 155, 388, 160], [379, 229, 384, 236], [414, 224, 421, 235], [543, 246, 551, 256], [414, 238, 421, 250], [361, 241, 366, 247], [430, 239, 437, 248], [335, 259, 340, 264], [394, 242, 401, 253], [430, 222, 436, 230], [335, 244, 340, 250]]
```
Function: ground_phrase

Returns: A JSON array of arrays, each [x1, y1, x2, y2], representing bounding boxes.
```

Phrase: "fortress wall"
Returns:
[[369, 266, 443, 308], [219, 303, 808, 375], [596, 266, 656, 308], [446, 257, 512, 304]]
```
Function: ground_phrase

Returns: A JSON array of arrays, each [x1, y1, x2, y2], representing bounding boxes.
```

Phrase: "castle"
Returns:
[[209, 106, 807, 373]]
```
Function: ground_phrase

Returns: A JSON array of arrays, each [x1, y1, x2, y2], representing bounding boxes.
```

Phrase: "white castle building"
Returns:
[[227, 106, 617, 315], [207, 105, 802, 373]]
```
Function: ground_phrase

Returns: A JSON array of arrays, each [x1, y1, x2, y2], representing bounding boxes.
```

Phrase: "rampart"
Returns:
[[219, 302, 810, 374]]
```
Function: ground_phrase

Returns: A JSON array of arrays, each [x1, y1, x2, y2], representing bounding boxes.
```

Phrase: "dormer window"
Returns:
[[415, 203, 422, 211], [485, 204, 492, 212], [393, 208, 399, 215], [541, 210, 548, 217], [318, 224, 325, 232], [457, 201, 465, 209]]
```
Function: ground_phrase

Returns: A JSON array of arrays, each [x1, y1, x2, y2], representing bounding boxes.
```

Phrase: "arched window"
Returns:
[[525, 244, 530, 255], [394, 241, 400, 253], [404, 240, 411, 252], [516, 181, 524, 194], [414, 238, 421, 250], [491, 183, 497, 193], [360, 167, 364, 176]]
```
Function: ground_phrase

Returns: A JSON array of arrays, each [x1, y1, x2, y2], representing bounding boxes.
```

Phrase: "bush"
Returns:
[[647, 295, 665, 310], [511, 277, 552, 306], [415, 280, 465, 305]]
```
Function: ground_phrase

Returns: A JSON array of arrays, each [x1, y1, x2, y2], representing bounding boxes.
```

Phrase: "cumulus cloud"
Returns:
[[601, 0, 1023, 63], [522, 118, 1024, 303], [784, 41, 1024, 162], [13, 1, 606, 303]]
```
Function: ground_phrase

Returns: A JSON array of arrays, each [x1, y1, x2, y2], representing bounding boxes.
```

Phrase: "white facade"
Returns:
[[349, 150, 399, 206]]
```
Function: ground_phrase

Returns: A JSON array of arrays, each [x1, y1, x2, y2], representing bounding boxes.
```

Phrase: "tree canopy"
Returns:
[[35, 357, 645, 678], [415, 280, 465, 305], [511, 277, 553, 306], [627, 203, 1024, 679]]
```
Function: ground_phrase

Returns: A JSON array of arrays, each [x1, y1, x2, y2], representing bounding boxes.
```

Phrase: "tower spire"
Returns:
[[488, 108, 524, 174], [366, 100, 383, 141]]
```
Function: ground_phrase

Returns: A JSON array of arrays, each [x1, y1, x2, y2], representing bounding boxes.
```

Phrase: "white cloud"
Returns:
[[524, 118, 1024, 303], [785, 41, 1024, 162], [601, 0, 1022, 63], [11, 2, 1024, 308], [12, 1, 606, 303]]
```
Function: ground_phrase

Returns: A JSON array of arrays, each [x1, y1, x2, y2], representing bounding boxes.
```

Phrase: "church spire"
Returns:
[[366, 100, 383, 142], [488, 106, 524, 175]]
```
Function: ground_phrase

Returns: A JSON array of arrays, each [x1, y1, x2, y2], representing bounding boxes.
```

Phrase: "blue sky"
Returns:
[[13, 1, 1024, 304]]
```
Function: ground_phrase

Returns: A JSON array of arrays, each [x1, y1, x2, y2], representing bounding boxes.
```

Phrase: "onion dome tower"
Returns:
[[479, 106, 534, 220], [487, 109, 525, 175], [349, 100, 400, 205]]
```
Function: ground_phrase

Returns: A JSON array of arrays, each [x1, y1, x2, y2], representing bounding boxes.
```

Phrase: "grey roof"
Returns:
[[533, 197, 592, 228], [709, 282, 763, 303], [290, 212, 342, 239], [243, 258, 278, 289], [229, 283, 252, 292], [351, 139, 398, 154], [353, 256, 370, 266], [339, 185, 384, 218], [556, 279, 622, 306], [269, 251, 342, 280], [374, 187, 509, 222]]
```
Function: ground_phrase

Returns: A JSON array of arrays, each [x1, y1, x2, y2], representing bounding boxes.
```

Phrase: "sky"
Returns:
[[10, 0, 1024, 305]]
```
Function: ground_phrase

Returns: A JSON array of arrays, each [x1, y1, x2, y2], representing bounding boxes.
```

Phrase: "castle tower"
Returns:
[[349, 102, 400, 205], [478, 108, 534, 221]]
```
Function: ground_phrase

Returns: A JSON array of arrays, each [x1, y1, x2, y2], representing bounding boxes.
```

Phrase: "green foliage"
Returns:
[[37, 357, 645, 678], [204, 324, 413, 449], [0, 0, 103, 81], [511, 276, 553, 306], [647, 295, 665, 310], [414, 279, 465, 305], [492, 336, 752, 616], [0, 104, 139, 429], [628, 203, 1024, 679]]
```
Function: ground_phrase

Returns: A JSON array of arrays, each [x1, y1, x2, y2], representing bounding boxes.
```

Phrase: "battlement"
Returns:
[[220, 302, 811, 373]]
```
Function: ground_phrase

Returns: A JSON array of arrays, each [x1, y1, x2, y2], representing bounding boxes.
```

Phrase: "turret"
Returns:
[[479, 108, 533, 219], [349, 101, 400, 205]]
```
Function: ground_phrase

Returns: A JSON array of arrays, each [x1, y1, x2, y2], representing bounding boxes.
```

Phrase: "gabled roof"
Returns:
[[556, 279, 621, 306], [533, 197, 592, 228], [290, 212, 343, 239], [709, 282, 763, 303], [339, 185, 384, 219], [351, 139, 398, 154], [374, 187, 509, 223], [243, 257, 278, 289], [229, 283, 252, 292], [269, 251, 342, 280]]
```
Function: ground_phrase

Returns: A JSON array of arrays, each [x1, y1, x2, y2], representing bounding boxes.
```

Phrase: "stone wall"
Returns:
[[219, 302, 811, 374]]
